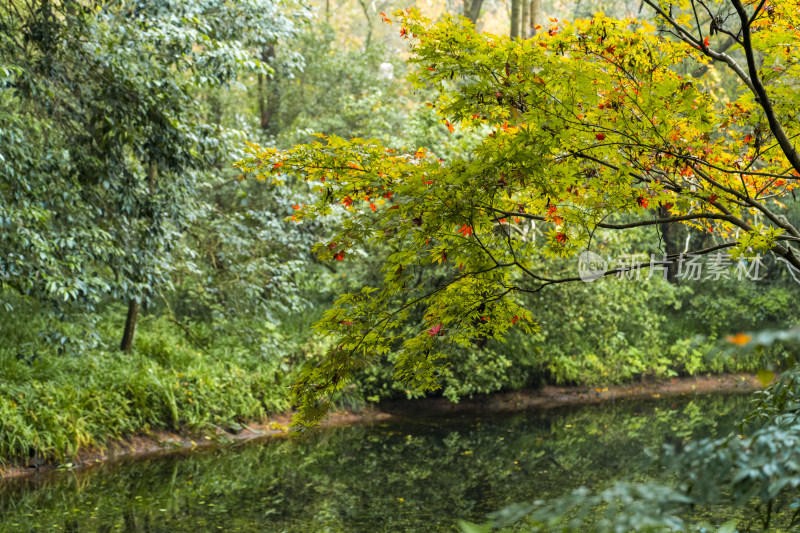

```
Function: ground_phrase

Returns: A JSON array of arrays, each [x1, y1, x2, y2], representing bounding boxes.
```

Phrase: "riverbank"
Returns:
[[0, 373, 764, 481]]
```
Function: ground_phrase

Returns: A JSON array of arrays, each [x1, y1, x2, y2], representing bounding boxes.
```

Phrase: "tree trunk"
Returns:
[[463, 0, 484, 24], [147, 161, 158, 192], [357, 0, 373, 51], [119, 161, 156, 354], [510, 0, 521, 38], [530, 0, 542, 35], [659, 205, 681, 283], [120, 299, 140, 353], [521, 0, 530, 38], [258, 45, 279, 135]]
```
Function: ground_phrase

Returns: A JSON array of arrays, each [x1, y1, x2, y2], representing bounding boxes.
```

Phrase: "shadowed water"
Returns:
[[0, 393, 753, 532]]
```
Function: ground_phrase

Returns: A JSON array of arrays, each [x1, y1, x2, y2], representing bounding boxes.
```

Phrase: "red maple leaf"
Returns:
[[546, 205, 563, 224], [555, 232, 568, 244], [636, 195, 649, 208], [458, 225, 473, 237], [428, 323, 442, 336], [342, 196, 353, 207], [595, 133, 606, 141], [334, 251, 345, 261]]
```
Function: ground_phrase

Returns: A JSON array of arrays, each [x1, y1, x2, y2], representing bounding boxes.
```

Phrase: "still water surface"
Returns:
[[0, 393, 753, 532]]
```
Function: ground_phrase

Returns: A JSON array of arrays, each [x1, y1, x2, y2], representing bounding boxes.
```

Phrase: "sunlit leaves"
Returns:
[[241, 3, 800, 428]]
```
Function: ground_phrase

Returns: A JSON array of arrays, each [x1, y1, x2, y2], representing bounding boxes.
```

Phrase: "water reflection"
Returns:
[[0, 393, 751, 532]]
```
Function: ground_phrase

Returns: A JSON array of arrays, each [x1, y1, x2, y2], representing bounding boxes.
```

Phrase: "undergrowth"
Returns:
[[0, 305, 297, 464]]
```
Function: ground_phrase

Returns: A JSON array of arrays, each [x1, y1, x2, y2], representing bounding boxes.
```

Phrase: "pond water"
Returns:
[[0, 392, 754, 532]]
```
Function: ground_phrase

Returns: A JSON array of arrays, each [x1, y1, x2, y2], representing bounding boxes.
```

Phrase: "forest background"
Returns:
[[1, 0, 798, 461]]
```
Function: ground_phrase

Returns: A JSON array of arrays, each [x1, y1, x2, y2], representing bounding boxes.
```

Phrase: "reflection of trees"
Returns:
[[0, 395, 748, 532]]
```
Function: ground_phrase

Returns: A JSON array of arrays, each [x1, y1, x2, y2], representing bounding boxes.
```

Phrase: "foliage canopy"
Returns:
[[240, 0, 800, 427]]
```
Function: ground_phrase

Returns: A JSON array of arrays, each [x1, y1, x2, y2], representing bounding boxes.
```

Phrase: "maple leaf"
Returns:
[[342, 196, 353, 207], [458, 225, 473, 237], [636, 195, 649, 208], [379, 12, 391, 24], [708, 194, 719, 203], [292, 204, 302, 210], [555, 232, 568, 244], [428, 323, 442, 336], [446, 120, 455, 133], [547, 205, 563, 224], [703, 36, 710, 47], [726, 332, 751, 346], [400, 27, 408, 38], [334, 251, 345, 261], [595, 133, 606, 141], [272, 162, 284, 170]]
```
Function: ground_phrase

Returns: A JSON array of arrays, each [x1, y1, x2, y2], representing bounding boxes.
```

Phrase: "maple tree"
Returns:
[[239, 0, 800, 427]]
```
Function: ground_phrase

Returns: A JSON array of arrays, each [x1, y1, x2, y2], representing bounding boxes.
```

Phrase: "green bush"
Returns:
[[0, 302, 296, 463]]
